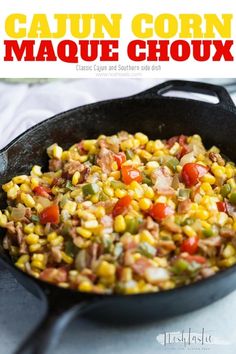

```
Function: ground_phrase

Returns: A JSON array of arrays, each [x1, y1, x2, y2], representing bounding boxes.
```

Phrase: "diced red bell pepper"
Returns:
[[112, 195, 132, 217], [40, 204, 60, 225], [216, 201, 227, 212], [33, 185, 52, 198], [181, 236, 199, 254], [121, 166, 142, 185], [113, 152, 126, 169], [149, 203, 174, 222], [181, 163, 209, 187]]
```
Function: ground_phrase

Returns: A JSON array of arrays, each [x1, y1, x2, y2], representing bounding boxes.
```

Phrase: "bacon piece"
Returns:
[[49, 159, 63, 172], [131, 257, 152, 276], [178, 199, 192, 214], [40, 267, 67, 283], [97, 147, 114, 174]]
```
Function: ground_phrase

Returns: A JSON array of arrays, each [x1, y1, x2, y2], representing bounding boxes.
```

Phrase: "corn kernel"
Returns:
[[223, 244, 236, 258], [140, 230, 155, 245], [30, 177, 39, 189], [183, 225, 197, 237], [103, 186, 114, 197], [63, 200, 77, 215], [115, 189, 127, 198], [50, 236, 64, 246], [34, 224, 44, 236], [90, 194, 99, 204], [31, 260, 45, 270], [114, 215, 126, 233], [52, 145, 63, 160], [61, 151, 70, 161], [135, 132, 148, 145], [25, 233, 39, 245], [47, 232, 57, 242], [96, 261, 116, 277], [144, 187, 155, 199], [61, 252, 74, 264], [72, 171, 80, 186], [195, 209, 209, 220], [94, 206, 106, 219], [2, 181, 14, 192], [146, 141, 155, 153], [120, 268, 132, 282], [24, 223, 35, 234], [139, 198, 152, 211], [201, 173, 216, 184], [217, 212, 228, 226], [13, 175, 28, 184], [7, 185, 19, 200], [83, 220, 99, 229], [120, 139, 133, 151], [76, 227, 92, 238], [31, 165, 42, 177], [29, 244, 41, 252], [139, 150, 152, 160], [78, 155, 88, 163], [20, 183, 31, 193], [0, 212, 7, 227], [21, 193, 35, 208], [79, 281, 93, 292]]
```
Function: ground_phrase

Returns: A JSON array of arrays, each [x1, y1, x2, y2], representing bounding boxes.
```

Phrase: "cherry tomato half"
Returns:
[[149, 203, 174, 222], [181, 236, 199, 254], [181, 163, 209, 187], [112, 195, 132, 217], [40, 205, 60, 225], [121, 166, 142, 185], [113, 152, 126, 169]]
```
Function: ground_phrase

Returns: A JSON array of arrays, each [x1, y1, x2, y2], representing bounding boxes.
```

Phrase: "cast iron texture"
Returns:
[[1, 80, 236, 354]]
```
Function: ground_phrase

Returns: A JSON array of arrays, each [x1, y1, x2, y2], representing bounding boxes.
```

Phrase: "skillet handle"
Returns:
[[14, 298, 93, 354], [135, 80, 236, 112]]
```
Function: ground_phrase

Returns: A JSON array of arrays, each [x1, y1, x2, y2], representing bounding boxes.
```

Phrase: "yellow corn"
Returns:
[[79, 281, 93, 292], [34, 224, 44, 236], [25, 233, 39, 245], [223, 244, 236, 258], [83, 220, 99, 229], [61, 252, 74, 264], [120, 267, 132, 282], [195, 209, 209, 220], [63, 201, 77, 215], [0, 212, 7, 227], [13, 175, 28, 184], [31, 165, 42, 177], [50, 236, 64, 246], [139, 198, 152, 211], [140, 230, 155, 246], [47, 232, 57, 242], [24, 223, 35, 234], [52, 145, 63, 160], [94, 206, 105, 219], [201, 173, 216, 184], [114, 215, 126, 233], [31, 260, 45, 270], [183, 225, 197, 237], [2, 181, 14, 192], [135, 132, 148, 145], [72, 171, 80, 186], [20, 183, 32, 193], [96, 261, 116, 277], [30, 177, 39, 189], [76, 227, 92, 238], [103, 186, 114, 197], [7, 185, 19, 200], [144, 187, 155, 199], [21, 193, 35, 208], [29, 244, 41, 252], [115, 189, 127, 198]]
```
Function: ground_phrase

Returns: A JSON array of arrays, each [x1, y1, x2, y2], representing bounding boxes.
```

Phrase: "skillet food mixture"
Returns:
[[1, 132, 236, 294]]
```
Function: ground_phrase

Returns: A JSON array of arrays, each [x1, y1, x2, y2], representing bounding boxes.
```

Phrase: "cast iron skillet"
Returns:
[[1, 80, 236, 354]]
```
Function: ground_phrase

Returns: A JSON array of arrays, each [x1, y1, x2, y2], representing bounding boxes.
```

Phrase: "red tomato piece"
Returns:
[[181, 236, 199, 254], [33, 185, 51, 198], [216, 201, 227, 212], [121, 166, 142, 185], [181, 163, 209, 187], [149, 203, 174, 221], [114, 152, 126, 169], [112, 195, 132, 217], [40, 205, 60, 225], [184, 255, 206, 264]]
